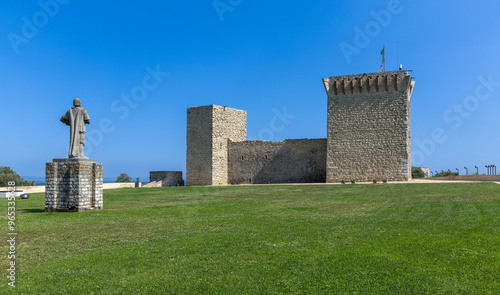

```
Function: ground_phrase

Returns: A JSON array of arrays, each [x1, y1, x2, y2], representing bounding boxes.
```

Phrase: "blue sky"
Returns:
[[1, 0, 499, 180]]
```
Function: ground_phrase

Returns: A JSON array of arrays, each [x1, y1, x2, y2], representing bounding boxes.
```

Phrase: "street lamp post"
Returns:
[[464, 167, 468, 175], [475, 166, 478, 175], [456, 168, 459, 175]]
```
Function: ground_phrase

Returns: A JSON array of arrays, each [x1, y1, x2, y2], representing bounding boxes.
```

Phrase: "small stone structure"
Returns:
[[186, 71, 415, 185], [149, 171, 184, 187], [45, 159, 103, 212], [45, 99, 103, 212]]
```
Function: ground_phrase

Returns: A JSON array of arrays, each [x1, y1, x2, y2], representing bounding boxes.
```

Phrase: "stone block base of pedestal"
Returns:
[[45, 158, 103, 212]]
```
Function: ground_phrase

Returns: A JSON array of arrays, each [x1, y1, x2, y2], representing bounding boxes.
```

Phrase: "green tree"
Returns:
[[412, 167, 426, 179], [434, 170, 459, 177], [0, 166, 35, 187], [116, 173, 132, 183]]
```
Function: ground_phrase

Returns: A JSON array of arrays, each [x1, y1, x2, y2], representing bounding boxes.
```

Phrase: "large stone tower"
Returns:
[[186, 105, 247, 186], [323, 71, 415, 182]]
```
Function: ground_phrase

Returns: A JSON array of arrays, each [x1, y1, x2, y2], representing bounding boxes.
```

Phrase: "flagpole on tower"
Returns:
[[380, 45, 385, 72], [384, 45, 386, 72]]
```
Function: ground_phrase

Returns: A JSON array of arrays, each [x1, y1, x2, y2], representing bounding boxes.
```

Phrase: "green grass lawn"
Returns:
[[1, 183, 500, 294]]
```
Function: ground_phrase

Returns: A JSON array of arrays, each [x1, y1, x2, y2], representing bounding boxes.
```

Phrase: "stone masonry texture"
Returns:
[[323, 71, 414, 182], [228, 139, 327, 184], [45, 161, 103, 212], [186, 105, 247, 186]]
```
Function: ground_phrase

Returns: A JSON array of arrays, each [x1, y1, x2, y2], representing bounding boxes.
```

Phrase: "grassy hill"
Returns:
[[1, 183, 500, 294]]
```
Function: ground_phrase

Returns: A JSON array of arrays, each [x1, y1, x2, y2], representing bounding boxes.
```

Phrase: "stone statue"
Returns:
[[60, 98, 90, 159]]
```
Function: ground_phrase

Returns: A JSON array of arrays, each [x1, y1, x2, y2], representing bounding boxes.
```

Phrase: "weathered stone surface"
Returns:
[[45, 159, 103, 212], [323, 71, 414, 182], [228, 139, 327, 184], [149, 171, 184, 186], [60, 98, 90, 159], [186, 105, 247, 186]]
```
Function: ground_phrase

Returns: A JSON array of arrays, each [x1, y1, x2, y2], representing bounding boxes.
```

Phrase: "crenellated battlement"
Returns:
[[323, 71, 414, 96]]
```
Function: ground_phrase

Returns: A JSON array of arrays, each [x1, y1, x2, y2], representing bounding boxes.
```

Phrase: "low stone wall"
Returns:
[[431, 175, 500, 182], [0, 186, 46, 193], [228, 138, 327, 184], [102, 183, 136, 189]]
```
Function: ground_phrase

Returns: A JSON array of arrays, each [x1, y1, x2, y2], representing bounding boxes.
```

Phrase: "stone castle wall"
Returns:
[[228, 139, 327, 184], [323, 71, 414, 182], [45, 160, 103, 212], [186, 105, 246, 186]]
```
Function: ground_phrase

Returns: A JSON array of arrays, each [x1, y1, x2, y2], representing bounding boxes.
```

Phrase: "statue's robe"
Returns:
[[60, 107, 90, 158]]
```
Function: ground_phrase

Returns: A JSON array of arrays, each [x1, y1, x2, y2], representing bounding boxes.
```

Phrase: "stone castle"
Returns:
[[186, 70, 415, 186]]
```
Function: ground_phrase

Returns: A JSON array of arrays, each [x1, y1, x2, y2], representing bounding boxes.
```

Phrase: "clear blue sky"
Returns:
[[1, 0, 499, 180]]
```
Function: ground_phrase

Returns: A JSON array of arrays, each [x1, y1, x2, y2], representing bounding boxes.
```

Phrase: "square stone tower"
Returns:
[[186, 105, 247, 186], [323, 71, 415, 182]]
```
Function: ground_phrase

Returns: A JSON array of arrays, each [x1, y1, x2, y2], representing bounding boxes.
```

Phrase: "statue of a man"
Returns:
[[60, 98, 91, 159]]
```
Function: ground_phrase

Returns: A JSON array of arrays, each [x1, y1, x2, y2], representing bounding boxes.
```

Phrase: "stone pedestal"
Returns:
[[45, 158, 103, 212]]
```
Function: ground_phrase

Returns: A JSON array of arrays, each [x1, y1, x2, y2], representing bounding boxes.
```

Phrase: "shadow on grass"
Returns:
[[19, 209, 45, 213]]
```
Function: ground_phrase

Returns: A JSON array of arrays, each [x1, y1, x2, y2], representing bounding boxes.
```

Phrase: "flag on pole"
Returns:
[[380, 46, 385, 72]]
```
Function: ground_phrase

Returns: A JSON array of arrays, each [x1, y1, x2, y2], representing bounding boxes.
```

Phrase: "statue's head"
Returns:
[[73, 98, 81, 107]]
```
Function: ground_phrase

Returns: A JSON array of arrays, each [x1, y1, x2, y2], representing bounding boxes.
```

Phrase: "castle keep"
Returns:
[[323, 71, 414, 182], [186, 71, 414, 186]]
